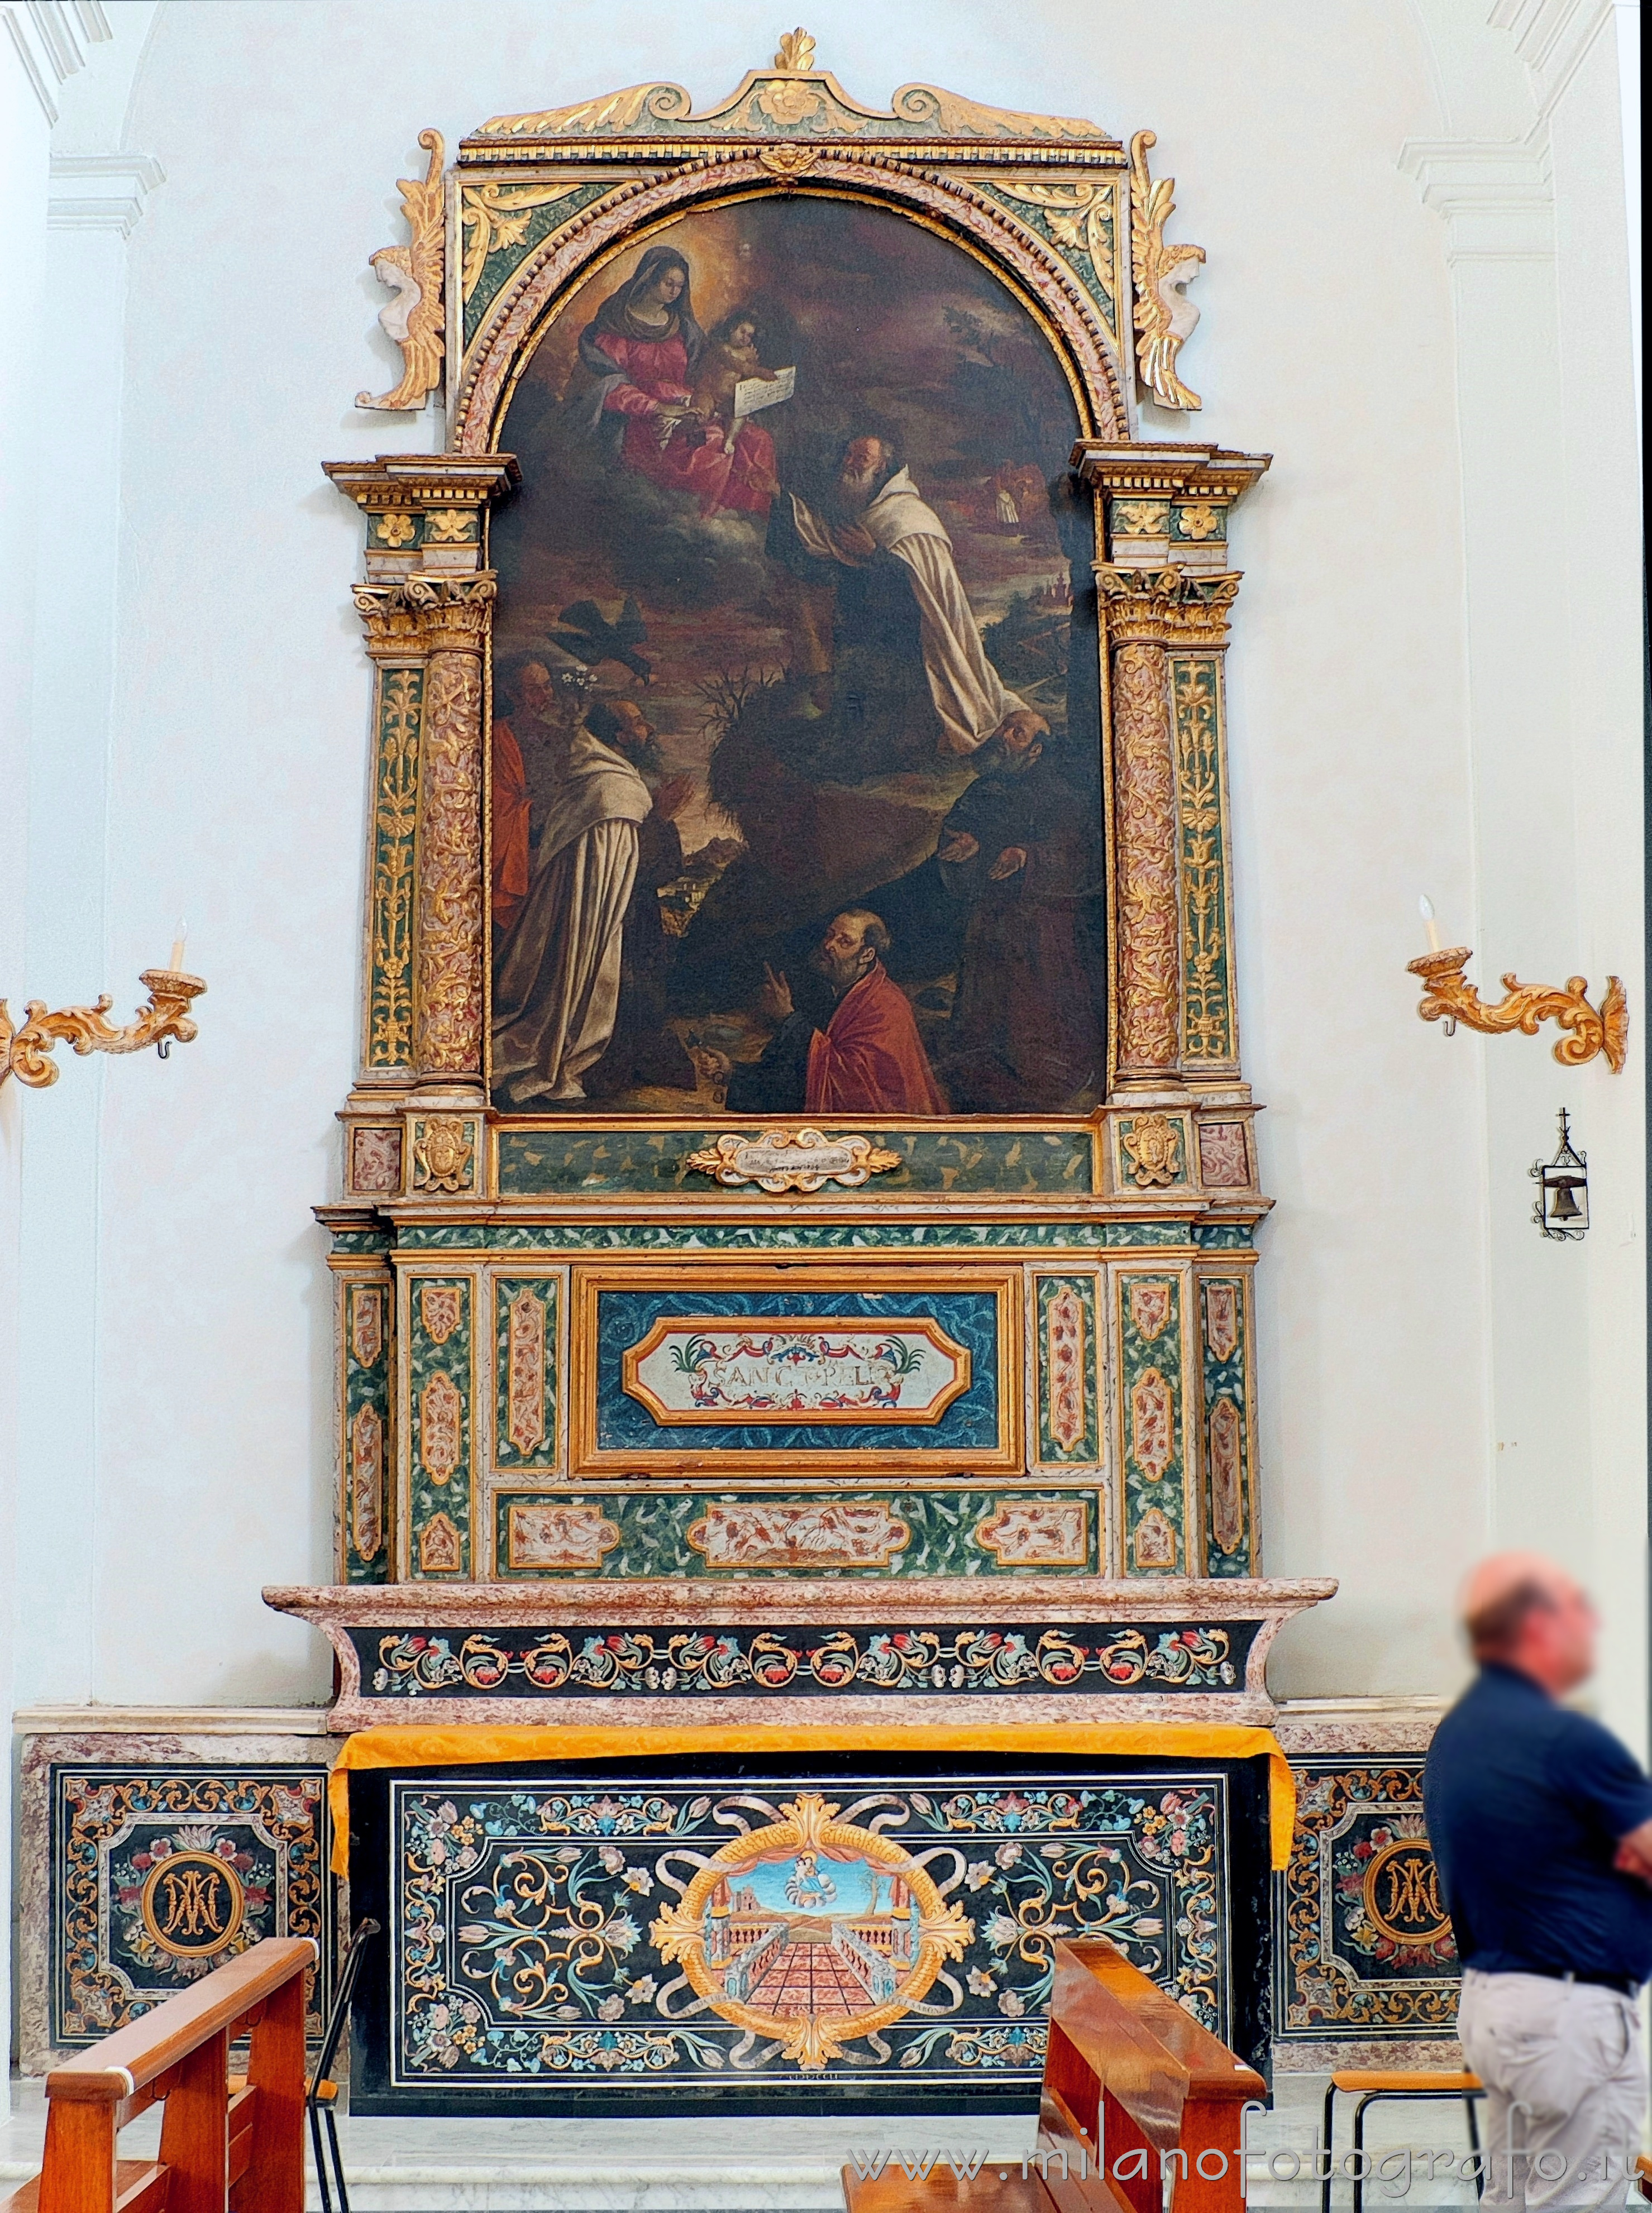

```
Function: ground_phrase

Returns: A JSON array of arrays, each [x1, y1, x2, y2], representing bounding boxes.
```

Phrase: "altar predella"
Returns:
[[46, 32, 1464, 2112]]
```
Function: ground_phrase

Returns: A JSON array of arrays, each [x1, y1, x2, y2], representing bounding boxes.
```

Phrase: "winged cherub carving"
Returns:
[[1129, 129, 1205, 411], [357, 128, 446, 412]]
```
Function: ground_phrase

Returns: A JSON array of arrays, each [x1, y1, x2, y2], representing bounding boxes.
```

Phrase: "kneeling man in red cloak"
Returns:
[[709, 910, 946, 1118]]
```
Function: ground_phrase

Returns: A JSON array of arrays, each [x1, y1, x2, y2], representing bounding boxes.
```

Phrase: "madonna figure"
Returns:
[[563, 245, 778, 517]]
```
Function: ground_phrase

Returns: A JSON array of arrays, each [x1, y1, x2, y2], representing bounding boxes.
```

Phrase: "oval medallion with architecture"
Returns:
[[651, 1793, 972, 2068]]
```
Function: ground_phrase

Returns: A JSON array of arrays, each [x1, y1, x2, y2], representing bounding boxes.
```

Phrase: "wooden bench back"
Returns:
[[843, 1939, 1266, 2213], [1038, 1939, 1265, 2213], [4, 1936, 317, 2213]]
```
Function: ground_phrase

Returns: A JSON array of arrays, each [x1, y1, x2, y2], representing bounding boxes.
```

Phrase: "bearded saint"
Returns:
[[493, 699, 655, 1106], [771, 434, 1030, 756], [706, 910, 947, 1118]]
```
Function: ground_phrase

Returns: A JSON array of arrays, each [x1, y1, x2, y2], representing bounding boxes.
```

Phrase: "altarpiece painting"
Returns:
[[486, 197, 1103, 1120]]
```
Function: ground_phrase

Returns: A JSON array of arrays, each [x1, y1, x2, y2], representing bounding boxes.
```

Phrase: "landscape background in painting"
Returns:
[[489, 195, 1104, 1120]]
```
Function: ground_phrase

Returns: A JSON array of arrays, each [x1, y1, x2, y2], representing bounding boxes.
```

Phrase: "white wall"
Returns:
[[3, 0, 1641, 1724], [1, 0, 58, 2101]]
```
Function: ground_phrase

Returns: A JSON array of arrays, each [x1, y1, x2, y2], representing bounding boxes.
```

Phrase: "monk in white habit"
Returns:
[[780, 434, 1038, 757], [493, 697, 655, 1105]]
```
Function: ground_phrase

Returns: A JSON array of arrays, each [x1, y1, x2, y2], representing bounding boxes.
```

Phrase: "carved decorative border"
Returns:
[[453, 156, 1127, 451], [1172, 654, 1238, 1070], [364, 665, 421, 1070]]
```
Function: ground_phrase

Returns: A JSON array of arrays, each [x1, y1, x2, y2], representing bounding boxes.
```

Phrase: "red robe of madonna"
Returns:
[[805, 963, 948, 1117], [592, 330, 775, 518]]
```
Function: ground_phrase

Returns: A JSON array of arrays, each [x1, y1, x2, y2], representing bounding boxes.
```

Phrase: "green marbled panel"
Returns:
[[1169, 501, 1228, 541], [1172, 656, 1237, 1070], [407, 1276, 473, 1578], [343, 1281, 391, 1585], [385, 1220, 1255, 1253], [1200, 1275, 1252, 1578], [1116, 1270, 1187, 1577], [462, 183, 611, 347], [492, 1486, 1099, 1579], [976, 183, 1118, 345], [366, 666, 421, 1070], [1034, 1274, 1100, 1465], [493, 1274, 560, 1473], [331, 1228, 394, 1255], [495, 1126, 1096, 1198]]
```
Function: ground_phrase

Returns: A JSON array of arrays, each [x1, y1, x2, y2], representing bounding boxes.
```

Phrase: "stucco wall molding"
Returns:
[[3, 0, 112, 123], [1398, 135, 1554, 259], [1489, 0, 1625, 115], [47, 147, 163, 232]]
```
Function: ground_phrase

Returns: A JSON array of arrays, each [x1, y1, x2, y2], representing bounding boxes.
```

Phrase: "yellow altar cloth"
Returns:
[[327, 1723, 1295, 1876]]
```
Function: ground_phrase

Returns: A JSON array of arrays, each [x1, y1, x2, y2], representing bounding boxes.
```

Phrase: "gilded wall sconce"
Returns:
[[1408, 898, 1627, 1073], [0, 964, 206, 1090], [1531, 1110, 1589, 1240]]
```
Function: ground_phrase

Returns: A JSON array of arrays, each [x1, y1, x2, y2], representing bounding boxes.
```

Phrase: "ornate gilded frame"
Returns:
[[321, 35, 1272, 1593]]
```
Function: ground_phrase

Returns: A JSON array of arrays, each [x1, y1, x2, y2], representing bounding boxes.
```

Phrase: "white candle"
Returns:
[[1418, 894, 1440, 953], [169, 918, 187, 972]]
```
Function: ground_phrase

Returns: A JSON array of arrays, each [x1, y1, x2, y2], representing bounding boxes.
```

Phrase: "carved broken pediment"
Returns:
[[478, 27, 1113, 144]]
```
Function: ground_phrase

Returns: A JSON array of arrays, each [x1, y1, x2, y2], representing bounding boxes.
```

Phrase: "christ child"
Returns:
[[690, 309, 778, 429]]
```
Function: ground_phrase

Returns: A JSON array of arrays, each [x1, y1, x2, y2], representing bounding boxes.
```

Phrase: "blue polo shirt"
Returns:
[[1424, 1662, 1652, 1980]]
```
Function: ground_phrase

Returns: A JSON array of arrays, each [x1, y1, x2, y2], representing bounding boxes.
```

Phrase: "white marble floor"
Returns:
[[0, 2072, 1503, 2212]]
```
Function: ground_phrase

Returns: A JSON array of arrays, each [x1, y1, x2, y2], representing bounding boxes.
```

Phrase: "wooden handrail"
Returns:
[[45, 1939, 317, 2104], [6, 1937, 316, 2213]]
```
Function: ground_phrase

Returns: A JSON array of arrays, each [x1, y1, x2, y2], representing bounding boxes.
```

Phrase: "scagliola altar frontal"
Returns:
[[263, 30, 1337, 2114]]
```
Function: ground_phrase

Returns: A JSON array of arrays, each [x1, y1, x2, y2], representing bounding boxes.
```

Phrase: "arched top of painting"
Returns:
[[456, 173, 1126, 456], [483, 188, 1114, 1126], [472, 30, 1119, 146]]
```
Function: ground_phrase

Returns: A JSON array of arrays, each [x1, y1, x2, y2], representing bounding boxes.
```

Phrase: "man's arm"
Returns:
[[1615, 1818, 1652, 1884], [1553, 1713, 1652, 1884]]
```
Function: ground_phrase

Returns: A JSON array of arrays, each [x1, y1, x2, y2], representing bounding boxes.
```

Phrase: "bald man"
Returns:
[[1424, 1555, 1652, 2207], [707, 910, 947, 1119]]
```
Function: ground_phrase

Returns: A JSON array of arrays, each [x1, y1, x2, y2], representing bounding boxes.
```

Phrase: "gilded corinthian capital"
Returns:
[[351, 575, 498, 659], [1095, 565, 1240, 647]]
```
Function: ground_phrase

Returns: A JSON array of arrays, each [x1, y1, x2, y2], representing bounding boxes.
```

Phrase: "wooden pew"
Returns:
[[843, 1938, 1264, 2213], [2, 1935, 317, 2213], [1038, 1940, 1266, 2213]]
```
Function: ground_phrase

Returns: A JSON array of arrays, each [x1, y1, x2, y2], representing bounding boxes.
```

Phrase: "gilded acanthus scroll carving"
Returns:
[[415, 618, 489, 1078], [479, 28, 1105, 142], [1098, 565, 1242, 1084], [1110, 640, 1182, 1079], [346, 576, 493, 1081], [1409, 949, 1629, 1074], [357, 128, 446, 413]]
